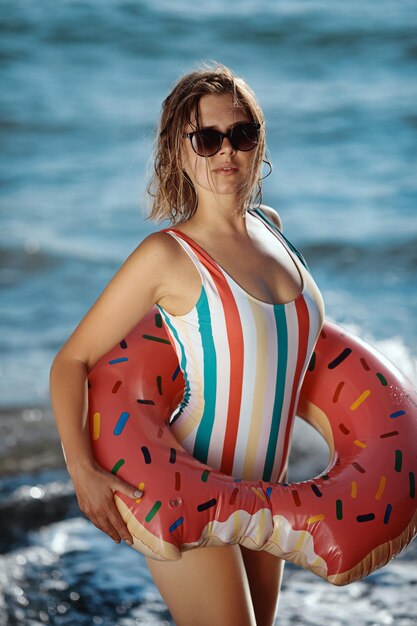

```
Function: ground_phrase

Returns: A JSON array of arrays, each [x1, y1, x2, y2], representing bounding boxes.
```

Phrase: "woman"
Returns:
[[50, 63, 324, 626]]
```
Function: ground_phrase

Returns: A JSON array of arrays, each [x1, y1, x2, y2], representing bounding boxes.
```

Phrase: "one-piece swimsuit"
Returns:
[[157, 207, 324, 482]]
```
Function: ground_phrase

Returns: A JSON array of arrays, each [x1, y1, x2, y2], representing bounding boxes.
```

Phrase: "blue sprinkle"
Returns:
[[390, 410, 406, 418], [169, 517, 184, 533], [266, 487, 272, 501], [113, 411, 130, 435], [172, 365, 181, 381], [384, 504, 393, 524], [109, 357, 128, 365]]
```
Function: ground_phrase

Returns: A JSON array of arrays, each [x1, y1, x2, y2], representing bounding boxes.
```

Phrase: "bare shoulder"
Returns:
[[258, 204, 283, 231]]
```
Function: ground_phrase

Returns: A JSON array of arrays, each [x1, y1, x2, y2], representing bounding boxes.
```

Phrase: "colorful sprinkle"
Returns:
[[120, 339, 127, 349], [155, 313, 162, 328], [251, 487, 266, 502], [169, 517, 184, 532], [360, 357, 370, 371], [142, 334, 170, 344], [141, 446, 151, 464], [169, 448, 176, 464], [336, 499, 343, 520], [145, 501, 162, 522], [380, 431, 399, 438], [307, 514, 325, 524], [229, 487, 239, 505], [375, 476, 386, 500], [172, 365, 180, 381], [328, 348, 352, 369], [292, 490, 301, 507], [352, 462, 365, 474], [113, 411, 130, 436], [350, 390, 371, 411], [354, 440, 367, 449], [395, 450, 403, 472], [311, 485, 322, 498], [156, 375, 162, 395], [339, 423, 350, 435], [201, 470, 210, 483], [175, 471, 181, 491], [333, 381, 345, 403], [93, 412, 100, 440], [109, 357, 128, 365], [322, 474, 330, 481], [197, 498, 217, 512], [390, 410, 406, 418], [308, 352, 316, 371], [376, 373, 388, 386], [357, 513, 375, 523], [266, 487, 272, 501], [351, 481, 358, 498], [409, 472, 415, 498], [384, 504, 392, 524], [112, 380, 122, 393], [111, 459, 125, 474], [137, 399, 155, 405], [136, 482, 145, 503]]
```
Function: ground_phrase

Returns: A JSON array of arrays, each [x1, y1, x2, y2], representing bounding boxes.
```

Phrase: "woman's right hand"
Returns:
[[68, 461, 143, 546]]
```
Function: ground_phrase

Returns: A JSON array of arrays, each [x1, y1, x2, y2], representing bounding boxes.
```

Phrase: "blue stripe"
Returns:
[[157, 305, 191, 423], [193, 287, 217, 464], [262, 307, 288, 481]]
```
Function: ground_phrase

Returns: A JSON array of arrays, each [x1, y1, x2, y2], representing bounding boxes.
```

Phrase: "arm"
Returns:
[[49, 232, 175, 545]]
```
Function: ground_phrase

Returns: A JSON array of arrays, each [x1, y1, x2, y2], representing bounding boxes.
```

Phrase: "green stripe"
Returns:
[[252, 207, 309, 271], [193, 287, 217, 464], [262, 307, 288, 481], [157, 305, 191, 421]]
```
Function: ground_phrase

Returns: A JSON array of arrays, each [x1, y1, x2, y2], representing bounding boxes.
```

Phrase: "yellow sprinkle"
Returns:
[[306, 514, 325, 524], [135, 482, 145, 504], [353, 440, 367, 448], [93, 412, 100, 440], [251, 487, 266, 502], [351, 481, 357, 498], [350, 390, 371, 410], [375, 476, 387, 501]]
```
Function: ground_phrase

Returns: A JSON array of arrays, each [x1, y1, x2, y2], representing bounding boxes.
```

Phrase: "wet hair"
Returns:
[[146, 61, 270, 224]]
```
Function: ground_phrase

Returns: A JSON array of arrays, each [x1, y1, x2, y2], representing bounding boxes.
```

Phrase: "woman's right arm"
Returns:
[[49, 232, 175, 546]]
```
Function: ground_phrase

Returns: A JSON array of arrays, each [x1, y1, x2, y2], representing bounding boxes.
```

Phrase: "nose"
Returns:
[[219, 135, 236, 155]]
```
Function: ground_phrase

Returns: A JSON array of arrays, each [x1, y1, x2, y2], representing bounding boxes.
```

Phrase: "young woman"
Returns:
[[50, 63, 324, 626]]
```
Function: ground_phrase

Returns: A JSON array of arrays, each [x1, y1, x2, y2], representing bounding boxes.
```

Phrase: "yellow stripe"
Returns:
[[255, 508, 265, 545], [306, 514, 325, 524], [93, 412, 100, 440], [375, 476, 386, 500], [350, 390, 371, 410], [241, 301, 269, 478], [351, 481, 357, 498], [294, 531, 307, 552], [353, 439, 367, 448]]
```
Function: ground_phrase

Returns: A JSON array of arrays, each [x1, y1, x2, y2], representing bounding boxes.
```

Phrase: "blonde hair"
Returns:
[[146, 62, 269, 224]]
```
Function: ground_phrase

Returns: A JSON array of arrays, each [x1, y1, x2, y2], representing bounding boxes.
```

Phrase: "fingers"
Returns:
[[112, 477, 144, 501]]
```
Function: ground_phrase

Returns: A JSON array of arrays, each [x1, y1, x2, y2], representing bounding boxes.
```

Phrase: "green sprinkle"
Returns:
[[145, 501, 162, 523], [111, 459, 125, 475], [201, 470, 210, 483], [395, 450, 403, 472], [142, 334, 171, 344], [336, 499, 343, 520], [376, 373, 388, 386], [155, 313, 163, 328]]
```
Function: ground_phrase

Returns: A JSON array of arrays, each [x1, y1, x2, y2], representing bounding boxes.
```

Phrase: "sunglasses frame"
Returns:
[[182, 122, 261, 157]]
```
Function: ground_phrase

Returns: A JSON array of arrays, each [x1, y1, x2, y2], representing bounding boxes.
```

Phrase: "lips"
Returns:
[[213, 163, 239, 173]]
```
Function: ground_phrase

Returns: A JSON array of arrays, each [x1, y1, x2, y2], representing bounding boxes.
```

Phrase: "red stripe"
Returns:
[[277, 297, 310, 480], [166, 229, 245, 475]]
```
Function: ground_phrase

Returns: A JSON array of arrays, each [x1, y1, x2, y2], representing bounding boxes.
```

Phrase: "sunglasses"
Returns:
[[182, 122, 261, 157]]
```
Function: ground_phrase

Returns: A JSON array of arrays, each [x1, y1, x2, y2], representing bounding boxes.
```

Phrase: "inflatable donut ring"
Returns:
[[87, 307, 417, 586]]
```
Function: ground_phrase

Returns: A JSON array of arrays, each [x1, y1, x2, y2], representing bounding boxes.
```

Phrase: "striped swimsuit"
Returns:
[[157, 208, 324, 483]]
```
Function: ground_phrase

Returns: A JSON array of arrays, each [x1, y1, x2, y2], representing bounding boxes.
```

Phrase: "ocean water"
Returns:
[[1, 1, 416, 624]]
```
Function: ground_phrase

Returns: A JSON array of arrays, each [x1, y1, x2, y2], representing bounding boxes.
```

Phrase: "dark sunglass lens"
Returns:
[[232, 124, 260, 151], [192, 129, 221, 156]]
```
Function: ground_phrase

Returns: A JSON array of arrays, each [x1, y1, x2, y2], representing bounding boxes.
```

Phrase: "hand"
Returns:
[[69, 461, 143, 545]]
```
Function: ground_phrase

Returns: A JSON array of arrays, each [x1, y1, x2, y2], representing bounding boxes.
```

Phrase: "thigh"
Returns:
[[146, 544, 257, 626], [240, 547, 285, 626]]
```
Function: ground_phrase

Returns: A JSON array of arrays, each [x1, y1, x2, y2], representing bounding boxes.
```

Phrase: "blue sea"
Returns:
[[1, 1, 416, 624]]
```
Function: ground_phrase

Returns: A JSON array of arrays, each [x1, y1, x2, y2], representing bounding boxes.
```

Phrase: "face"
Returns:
[[181, 93, 257, 201]]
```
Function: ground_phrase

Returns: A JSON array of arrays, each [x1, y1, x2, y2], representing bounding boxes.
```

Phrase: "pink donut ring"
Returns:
[[87, 307, 417, 585]]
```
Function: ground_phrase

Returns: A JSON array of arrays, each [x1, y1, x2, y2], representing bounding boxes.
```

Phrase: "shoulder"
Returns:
[[133, 229, 182, 264], [257, 204, 283, 231]]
